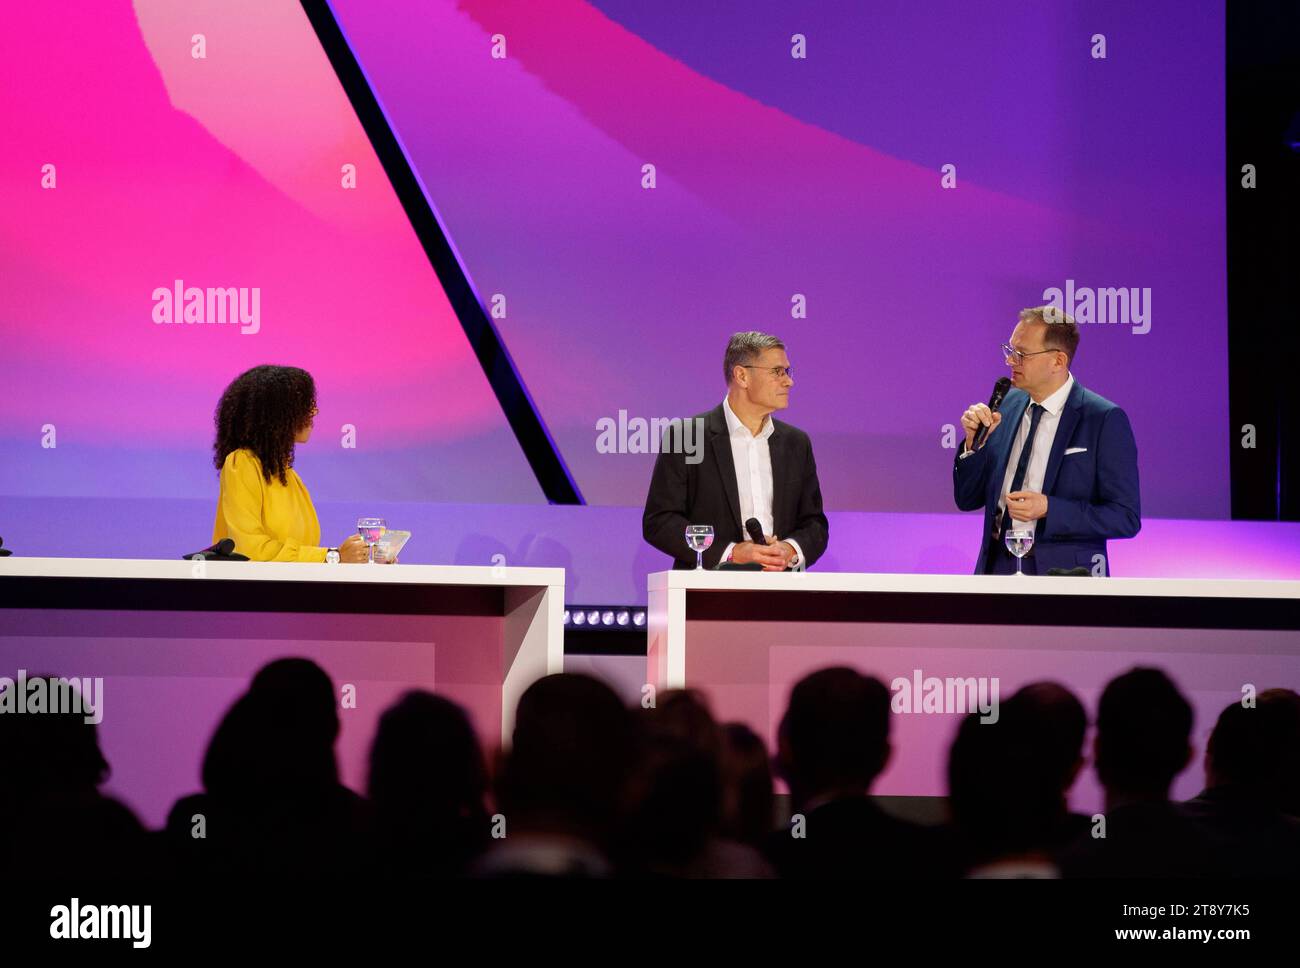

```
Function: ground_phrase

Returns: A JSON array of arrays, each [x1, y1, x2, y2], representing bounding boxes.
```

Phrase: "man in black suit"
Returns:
[[643, 331, 829, 570]]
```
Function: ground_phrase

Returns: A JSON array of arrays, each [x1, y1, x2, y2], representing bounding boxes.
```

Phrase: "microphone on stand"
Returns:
[[971, 377, 1013, 450]]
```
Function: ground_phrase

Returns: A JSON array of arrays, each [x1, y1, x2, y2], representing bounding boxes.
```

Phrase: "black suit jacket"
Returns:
[[765, 797, 948, 879], [642, 404, 829, 570], [1055, 801, 1233, 878]]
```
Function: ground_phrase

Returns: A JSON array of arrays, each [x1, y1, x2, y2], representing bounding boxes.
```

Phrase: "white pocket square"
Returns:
[[1064, 447, 1088, 455]]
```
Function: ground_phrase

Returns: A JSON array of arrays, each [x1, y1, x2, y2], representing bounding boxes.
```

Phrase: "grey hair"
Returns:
[[724, 331, 785, 385]]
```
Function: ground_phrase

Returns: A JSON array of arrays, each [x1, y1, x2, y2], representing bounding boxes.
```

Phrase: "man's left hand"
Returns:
[[1006, 491, 1048, 522], [767, 537, 799, 571]]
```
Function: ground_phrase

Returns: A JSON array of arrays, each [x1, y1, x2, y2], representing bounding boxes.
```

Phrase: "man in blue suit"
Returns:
[[953, 307, 1140, 576]]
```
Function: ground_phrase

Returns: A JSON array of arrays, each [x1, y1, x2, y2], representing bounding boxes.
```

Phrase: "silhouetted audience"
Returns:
[[619, 690, 771, 877], [475, 673, 634, 877], [1058, 667, 1229, 877], [0, 673, 151, 876], [1182, 688, 1300, 875], [719, 722, 776, 850], [766, 667, 939, 878], [163, 658, 373, 875], [10, 654, 1295, 880], [368, 691, 491, 877], [946, 684, 1091, 877]]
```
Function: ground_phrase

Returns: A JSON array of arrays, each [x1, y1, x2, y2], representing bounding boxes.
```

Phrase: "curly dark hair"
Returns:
[[213, 365, 317, 486]]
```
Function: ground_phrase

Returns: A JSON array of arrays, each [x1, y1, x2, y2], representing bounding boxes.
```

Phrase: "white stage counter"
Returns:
[[0, 557, 564, 826]]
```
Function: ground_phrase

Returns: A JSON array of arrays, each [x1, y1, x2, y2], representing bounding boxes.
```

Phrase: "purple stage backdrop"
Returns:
[[2, 0, 543, 510], [4, 0, 1226, 529], [331, 0, 1228, 515]]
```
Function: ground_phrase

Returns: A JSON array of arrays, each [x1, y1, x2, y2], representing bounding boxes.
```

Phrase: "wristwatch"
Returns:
[[325, 547, 340, 564]]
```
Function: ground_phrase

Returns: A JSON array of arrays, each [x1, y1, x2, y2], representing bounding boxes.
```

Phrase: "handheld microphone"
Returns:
[[714, 517, 768, 571], [971, 377, 1013, 450]]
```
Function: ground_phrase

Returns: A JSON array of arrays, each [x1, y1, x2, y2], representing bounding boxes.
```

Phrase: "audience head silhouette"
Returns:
[[0, 673, 146, 873], [1011, 681, 1087, 798], [1205, 688, 1300, 813], [202, 657, 341, 799], [0, 673, 109, 797], [1095, 667, 1193, 804], [624, 688, 725, 871], [719, 722, 775, 848], [166, 657, 372, 876], [369, 690, 486, 817], [777, 667, 890, 806], [948, 685, 1087, 870], [367, 690, 489, 875], [497, 673, 634, 848]]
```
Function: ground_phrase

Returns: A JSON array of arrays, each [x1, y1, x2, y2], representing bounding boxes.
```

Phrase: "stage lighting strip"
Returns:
[[563, 606, 647, 629]]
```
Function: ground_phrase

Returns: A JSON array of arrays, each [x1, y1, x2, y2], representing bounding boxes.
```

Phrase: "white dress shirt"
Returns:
[[720, 397, 805, 567], [990, 374, 1074, 537]]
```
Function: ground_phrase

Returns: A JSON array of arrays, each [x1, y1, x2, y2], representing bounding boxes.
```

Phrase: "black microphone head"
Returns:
[[215, 537, 235, 556], [971, 376, 1015, 450], [744, 517, 765, 544], [990, 376, 1012, 409]]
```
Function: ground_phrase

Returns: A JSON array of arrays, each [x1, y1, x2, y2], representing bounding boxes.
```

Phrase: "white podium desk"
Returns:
[[647, 570, 1300, 804], [0, 558, 563, 827]]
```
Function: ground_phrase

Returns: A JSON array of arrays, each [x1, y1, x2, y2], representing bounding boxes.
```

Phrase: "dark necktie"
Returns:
[[995, 403, 1044, 538], [1008, 403, 1045, 496]]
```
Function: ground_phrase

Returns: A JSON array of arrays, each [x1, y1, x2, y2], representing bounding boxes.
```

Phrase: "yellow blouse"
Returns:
[[212, 448, 328, 562]]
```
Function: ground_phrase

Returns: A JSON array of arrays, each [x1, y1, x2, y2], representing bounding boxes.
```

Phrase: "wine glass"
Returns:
[[685, 524, 714, 571], [357, 516, 386, 564], [1004, 528, 1034, 576]]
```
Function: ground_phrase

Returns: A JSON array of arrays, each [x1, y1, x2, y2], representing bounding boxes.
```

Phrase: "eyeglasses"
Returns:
[[1001, 342, 1058, 366], [742, 364, 794, 380]]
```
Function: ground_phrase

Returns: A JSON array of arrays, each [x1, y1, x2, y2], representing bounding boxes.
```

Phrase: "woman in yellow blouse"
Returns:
[[212, 365, 368, 563]]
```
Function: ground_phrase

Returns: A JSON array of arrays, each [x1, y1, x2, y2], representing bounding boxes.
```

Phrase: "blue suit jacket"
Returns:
[[953, 380, 1140, 575]]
